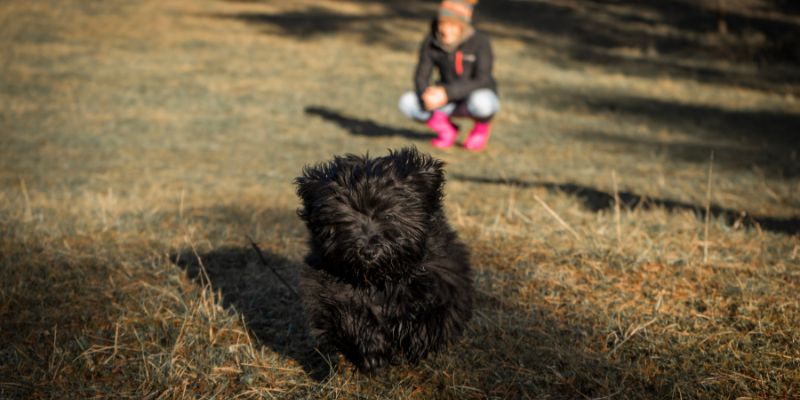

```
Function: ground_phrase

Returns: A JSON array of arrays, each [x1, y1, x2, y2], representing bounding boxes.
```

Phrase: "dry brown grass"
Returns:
[[1, 0, 799, 398]]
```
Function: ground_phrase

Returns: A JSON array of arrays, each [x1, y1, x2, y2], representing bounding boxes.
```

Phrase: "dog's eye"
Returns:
[[381, 214, 396, 221]]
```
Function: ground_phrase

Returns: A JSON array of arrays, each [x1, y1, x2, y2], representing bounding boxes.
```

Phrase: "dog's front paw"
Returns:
[[337, 337, 391, 374], [353, 340, 393, 373], [359, 353, 390, 373]]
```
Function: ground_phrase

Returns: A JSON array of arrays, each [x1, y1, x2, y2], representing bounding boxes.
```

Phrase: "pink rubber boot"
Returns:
[[428, 111, 459, 148], [464, 120, 492, 151]]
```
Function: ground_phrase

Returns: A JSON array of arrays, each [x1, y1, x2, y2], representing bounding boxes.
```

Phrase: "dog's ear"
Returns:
[[295, 163, 331, 198], [390, 147, 445, 206], [295, 154, 367, 219], [295, 154, 367, 200], [294, 162, 338, 221]]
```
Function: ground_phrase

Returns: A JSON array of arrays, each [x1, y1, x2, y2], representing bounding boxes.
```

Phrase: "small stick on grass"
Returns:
[[179, 188, 185, 221], [534, 194, 582, 241], [612, 170, 622, 249], [20, 178, 33, 222], [111, 322, 120, 362], [703, 151, 714, 264], [609, 317, 659, 356], [186, 236, 212, 289], [248, 236, 299, 299]]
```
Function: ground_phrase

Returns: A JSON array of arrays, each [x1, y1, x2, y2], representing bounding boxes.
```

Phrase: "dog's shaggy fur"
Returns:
[[295, 147, 473, 372]]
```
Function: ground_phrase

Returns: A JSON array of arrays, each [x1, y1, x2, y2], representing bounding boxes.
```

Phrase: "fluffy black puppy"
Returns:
[[295, 147, 473, 372]]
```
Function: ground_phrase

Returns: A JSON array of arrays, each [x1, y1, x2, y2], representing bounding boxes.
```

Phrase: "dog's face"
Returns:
[[295, 147, 445, 281]]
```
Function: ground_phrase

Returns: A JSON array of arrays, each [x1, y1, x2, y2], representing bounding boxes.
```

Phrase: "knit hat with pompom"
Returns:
[[438, 0, 478, 26]]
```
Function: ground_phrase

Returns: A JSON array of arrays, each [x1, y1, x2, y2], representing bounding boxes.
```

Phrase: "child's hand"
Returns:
[[422, 86, 448, 110]]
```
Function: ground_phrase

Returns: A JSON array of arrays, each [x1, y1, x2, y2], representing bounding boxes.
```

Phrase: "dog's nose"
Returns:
[[358, 234, 382, 262], [359, 246, 378, 261]]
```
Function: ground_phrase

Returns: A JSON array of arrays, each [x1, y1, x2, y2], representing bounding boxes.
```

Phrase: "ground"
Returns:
[[1, 0, 799, 399]]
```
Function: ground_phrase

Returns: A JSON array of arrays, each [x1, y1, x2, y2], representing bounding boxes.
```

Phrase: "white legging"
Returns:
[[398, 88, 500, 122]]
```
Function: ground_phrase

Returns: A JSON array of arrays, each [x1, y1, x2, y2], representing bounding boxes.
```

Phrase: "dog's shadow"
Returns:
[[171, 246, 332, 380]]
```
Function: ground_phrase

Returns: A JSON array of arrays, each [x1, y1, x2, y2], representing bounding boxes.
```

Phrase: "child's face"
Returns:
[[437, 19, 464, 46]]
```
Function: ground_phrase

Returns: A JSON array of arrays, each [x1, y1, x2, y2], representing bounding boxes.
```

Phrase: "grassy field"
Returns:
[[1, 0, 799, 398]]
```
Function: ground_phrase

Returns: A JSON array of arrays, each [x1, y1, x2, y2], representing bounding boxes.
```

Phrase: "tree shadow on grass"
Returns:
[[474, 0, 800, 94], [210, 3, 430, 52], [171, 246, 333, 380], [305, 105, 433, 141], [215, 0, 800, 94], [568, 131, 799, 180], [451, 174, 800, 236], [570, 94, 800, 151], [534, 89, 800, 178]]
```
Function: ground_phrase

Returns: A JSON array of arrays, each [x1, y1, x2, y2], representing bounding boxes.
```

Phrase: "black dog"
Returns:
[[295, 147, 473, 372]]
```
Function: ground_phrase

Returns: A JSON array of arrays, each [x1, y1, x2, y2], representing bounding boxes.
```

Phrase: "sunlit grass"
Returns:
[[1, 0, 798, 398]]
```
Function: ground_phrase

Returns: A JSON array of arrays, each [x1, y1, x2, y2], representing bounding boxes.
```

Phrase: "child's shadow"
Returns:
[[305, 105, 433, 141], [172, 246, 332, 380]]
